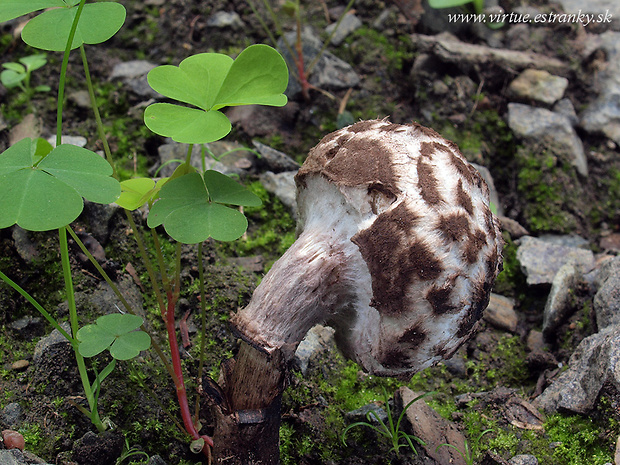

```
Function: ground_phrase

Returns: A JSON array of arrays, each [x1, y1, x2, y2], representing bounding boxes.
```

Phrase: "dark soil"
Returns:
[[1, 1, 619, 464]]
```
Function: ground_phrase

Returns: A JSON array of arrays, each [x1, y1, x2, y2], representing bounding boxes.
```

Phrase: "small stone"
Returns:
[[259, 171, 297, 216], [10, 360, 29, 371], [508, 69, 568, 105], [615, 435, 620, 465], [47, 135, 87, 148], [594, 267, 620, 330], [484, 294, 518, 333], [109, 60, 157, 81], [294, 325, 335, 374], [507, 103, 588, 176], [11, 226, 38, 263], [206, 11, 244, 30], [600, 233, 620, 251], [325, 13, 362, 46], [2, 430, 25, 451], [148, 456, 169, 465], [542, 264, 580, 337], [344, 403, 387, 424], [516, 236, 595, 286], [68, 90, 92, 109], [526, 330, 545, 352], [398, 387, 467, 464], [553, 98, 578, 126], [508, 455, 539, 465], [251, 140, 300, 172], [33, 322, 72, 362], [9, 114, 42, 146], [580, 32, 620, 145], [1, 403, 24, 428]]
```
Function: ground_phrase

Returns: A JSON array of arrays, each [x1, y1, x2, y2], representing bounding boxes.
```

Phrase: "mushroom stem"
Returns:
[[233, 223, 354, 359], [212, 343, 285, 464]]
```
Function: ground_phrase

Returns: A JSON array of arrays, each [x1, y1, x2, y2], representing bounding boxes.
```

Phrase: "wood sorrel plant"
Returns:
[[0, 0, 288, 458]]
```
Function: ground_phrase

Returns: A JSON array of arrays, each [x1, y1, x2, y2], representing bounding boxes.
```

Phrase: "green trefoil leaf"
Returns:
[[0, 138, 120, 231], [144, 44, 288, 144], [77, 313, 151, 361], [147, 170, 262, 244]]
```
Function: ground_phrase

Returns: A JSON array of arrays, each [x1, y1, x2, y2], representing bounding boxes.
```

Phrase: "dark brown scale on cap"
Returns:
[[426, 282, 458, 315], [464, 229, 488, 264], [438, 212, 471, 243], [417, 159, 442, 205], [456, 180, 474, 215], [297, 130, 397, 193], [398, 324, 428, 347], [352, 203, 424, 315]]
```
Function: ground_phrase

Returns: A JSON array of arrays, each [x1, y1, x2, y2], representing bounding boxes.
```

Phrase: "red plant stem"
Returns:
[[165, 291, 214, 450], [294, 22, 310, 100]]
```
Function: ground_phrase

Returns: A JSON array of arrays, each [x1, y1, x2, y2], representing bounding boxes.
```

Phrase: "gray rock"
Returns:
[[484, 293, 518, 333], [46, 134, 87, 148], [0, 450, 21, 465], [538, 234, 589, 249], [509, 455, 538, 465], [507, 103, 588, 176], [516, 236, 595, 286], [411, 32, 568, 75], [398, 386, 467, 464], [542, 264, 580, 337], [325, 13, 362, 46], [109, 60, 157, 81], [156, 141, 255, 178], [594, 264, 620, 330], [148, 456, 169, 465], [1, 403, 24, 428], [344, 403, 388, 424], [294, 324, 335, 374], [11, 226, 38, 263], [109, 60, 158, 99], [553, 98, 578, 126], [580, 32, 620, 144], [252, 140, 300, 172], [8, 315, 42, 334], [508, 69, 568, 105], [33, 322, 71, 362], [68, 89, 91, 109], [206, 11, 244, 30], [82, 201, 120, 243], [595, 256, 620, 288], [277, 28, 360, 97], [556, 0, 619, 30], [534, 324, 620, 414], [259, 171, 297, 216]]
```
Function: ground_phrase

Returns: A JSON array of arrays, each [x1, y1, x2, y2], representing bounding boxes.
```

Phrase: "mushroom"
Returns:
[[233, 118, 503, 377], [212, 119, 503, 463]]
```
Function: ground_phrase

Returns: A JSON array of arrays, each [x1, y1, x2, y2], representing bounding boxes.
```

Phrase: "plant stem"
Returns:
[[79, 44, 117, 177], [59, 226, 105, 433], [194, 242, 207, 424], [161, 242, 213, 450], [56, 0, 86, 147]]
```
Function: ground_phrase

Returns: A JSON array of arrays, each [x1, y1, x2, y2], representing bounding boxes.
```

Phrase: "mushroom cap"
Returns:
[[234, 119, 503, 377]]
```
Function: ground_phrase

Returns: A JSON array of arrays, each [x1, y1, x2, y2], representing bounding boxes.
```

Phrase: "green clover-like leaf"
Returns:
[[0, 0, 68, 23], [116, 177, 156, 211], [147, 170, 262, 244], [77, 313, 151, 361], [20, 2, 126, 51], [0, 138, 120, 231], [144, 44, 288, 144]]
